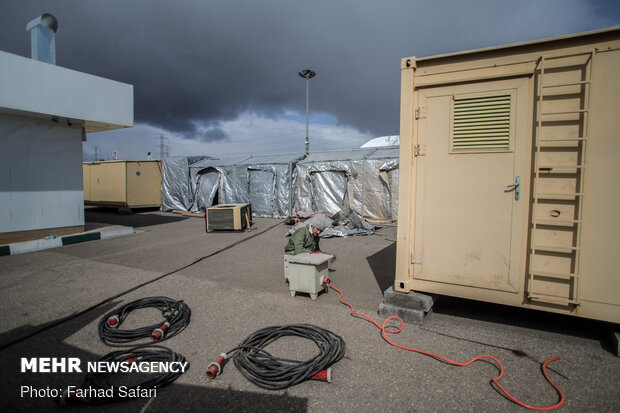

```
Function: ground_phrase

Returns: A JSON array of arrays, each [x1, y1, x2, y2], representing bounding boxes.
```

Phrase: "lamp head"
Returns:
[[298, 69, 316, 79]]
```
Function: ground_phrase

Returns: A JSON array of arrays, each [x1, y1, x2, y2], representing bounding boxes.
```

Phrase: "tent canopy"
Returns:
[[293, 148, 399, 223], [162, 153, 304, 218], [161, 148, 399, 226]]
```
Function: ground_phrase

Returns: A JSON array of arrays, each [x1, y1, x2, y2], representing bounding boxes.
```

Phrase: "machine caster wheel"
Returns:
[[310, 293, 318, 301]]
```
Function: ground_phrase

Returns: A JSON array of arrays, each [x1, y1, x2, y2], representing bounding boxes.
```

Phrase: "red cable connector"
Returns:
[[107, 315, 120, 328], [310, 367, 333, 383], [151, 321, 170, 341], [206, 353, 228, 379], [124, 356, 142, 363]]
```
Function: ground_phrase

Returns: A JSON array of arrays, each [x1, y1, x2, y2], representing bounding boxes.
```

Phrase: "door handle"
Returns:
[[505, 176, 520, 201]]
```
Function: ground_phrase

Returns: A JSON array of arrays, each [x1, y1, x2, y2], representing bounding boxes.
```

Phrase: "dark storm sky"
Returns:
[[1, 1, 618, 158]]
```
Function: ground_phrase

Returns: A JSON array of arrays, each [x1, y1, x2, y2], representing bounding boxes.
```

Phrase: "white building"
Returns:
[[0, 14, 133, 244]]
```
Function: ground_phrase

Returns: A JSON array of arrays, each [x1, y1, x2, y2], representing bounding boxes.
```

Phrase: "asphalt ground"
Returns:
[[0, 208, 618, 412]]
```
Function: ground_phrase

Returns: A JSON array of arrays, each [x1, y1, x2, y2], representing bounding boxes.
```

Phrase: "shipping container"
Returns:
[[395, 26, 620, 323], [83, 160, 162, 209]]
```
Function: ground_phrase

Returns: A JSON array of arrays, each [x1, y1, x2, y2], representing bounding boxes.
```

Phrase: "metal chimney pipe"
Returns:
[[26, 13, 59, 65]]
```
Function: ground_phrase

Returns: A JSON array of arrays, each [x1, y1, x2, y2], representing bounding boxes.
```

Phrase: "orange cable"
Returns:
[[327, 280, 564, 411]]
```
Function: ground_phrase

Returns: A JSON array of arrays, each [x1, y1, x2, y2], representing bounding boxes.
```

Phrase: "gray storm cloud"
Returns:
[[1, 0, 618, 143]]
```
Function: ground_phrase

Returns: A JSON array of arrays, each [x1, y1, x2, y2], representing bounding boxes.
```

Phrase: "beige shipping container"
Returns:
[[395, 27, 620, 323], [83, 160, 162, 208]]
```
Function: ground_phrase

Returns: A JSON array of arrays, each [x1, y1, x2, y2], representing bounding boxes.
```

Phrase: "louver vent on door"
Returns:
[[452, 94, 512, 151]]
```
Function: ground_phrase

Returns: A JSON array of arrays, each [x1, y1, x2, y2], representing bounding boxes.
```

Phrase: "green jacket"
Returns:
[[285, 226, 320, 255]]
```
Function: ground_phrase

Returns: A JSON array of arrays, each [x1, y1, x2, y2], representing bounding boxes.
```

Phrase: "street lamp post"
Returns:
[[298, 69, 316, 155]]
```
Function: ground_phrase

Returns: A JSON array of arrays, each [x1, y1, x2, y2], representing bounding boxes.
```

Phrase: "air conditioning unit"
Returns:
[[205, 203, 252, 232]]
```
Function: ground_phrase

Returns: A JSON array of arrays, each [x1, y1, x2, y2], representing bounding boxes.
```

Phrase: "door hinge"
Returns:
[[414, 144, 425, 157], [411, 251, 423, 264], [415, 107, 427, 119]]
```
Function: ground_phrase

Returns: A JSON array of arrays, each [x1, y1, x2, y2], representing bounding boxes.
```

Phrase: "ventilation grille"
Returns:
[[452, 95, 511, 151]]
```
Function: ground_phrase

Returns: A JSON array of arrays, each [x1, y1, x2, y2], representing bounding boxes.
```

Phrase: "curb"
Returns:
[[0, 227, 134, 257]]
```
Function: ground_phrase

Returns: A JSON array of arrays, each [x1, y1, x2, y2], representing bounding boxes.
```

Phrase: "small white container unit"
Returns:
[[284, 253, 333, 301]]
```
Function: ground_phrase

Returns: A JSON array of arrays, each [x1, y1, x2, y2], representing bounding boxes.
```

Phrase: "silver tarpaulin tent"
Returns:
[[187, 155, 251, 214], [160, 156, 208, 212], [161, 148, 398, 236], [292, 148, 399, 224], [162, 153, 304, 218]]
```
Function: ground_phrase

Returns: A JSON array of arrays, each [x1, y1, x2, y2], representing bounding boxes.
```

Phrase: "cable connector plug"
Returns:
[[151, 321, 170, 341], [124, 356, 143, 363], [310, 367, 333, 383], [107, 315, 120, 328], [206, 353, 228, 379], [320, 276, 330, 286]]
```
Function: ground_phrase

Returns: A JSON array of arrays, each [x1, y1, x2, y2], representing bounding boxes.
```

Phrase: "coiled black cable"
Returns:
[[225, 324, 346, 390], [0, 220, 282, 352], [98, 297, 191, 346], [59, 345, 188, 404]]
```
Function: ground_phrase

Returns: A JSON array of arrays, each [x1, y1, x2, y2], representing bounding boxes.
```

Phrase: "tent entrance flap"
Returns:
[[192, 168, 220, 212]]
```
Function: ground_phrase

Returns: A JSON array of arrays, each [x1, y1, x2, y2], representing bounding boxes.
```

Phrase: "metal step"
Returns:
[[538, 138, 587, 146], [539, 137, 586, 141], [528, 293, 579, 306], [535, 219, 580, 227], [530, 271, 577, 280], [537, 164, 585, 169], [542, 80, 591, 88], [540, 109, 589, 116], [532, 245, 579, 254], [534, 193, 583, 200]]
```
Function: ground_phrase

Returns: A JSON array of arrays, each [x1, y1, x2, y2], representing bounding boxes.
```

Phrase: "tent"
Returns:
[[161, 153, 304, 218], [162, 148, 399, 227], [160, 156, 208, 212], [292, 148, 399, 223], [190, 153, 304, 218], [187, 155, 252, 213]]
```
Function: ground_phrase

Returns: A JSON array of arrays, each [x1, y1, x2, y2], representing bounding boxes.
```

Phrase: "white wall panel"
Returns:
[[0, 114, 83, 233]]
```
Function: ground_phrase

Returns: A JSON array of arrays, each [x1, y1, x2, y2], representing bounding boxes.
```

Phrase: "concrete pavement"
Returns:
[[0, 208, 618, 412]]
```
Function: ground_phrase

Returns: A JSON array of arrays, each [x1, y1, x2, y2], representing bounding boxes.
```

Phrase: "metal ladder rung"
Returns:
[[535, 219, 581, 227], [538, 164, 585, 169], [542, 80, 590, 88], [540, 109, 589, 116], [533, 245, 580, 254], [534, 193, 583, 200], [542, 50, 594, 60], [528, 293, 579, 306], [538, 137, 587, 143], [530, 271, 577, 280]]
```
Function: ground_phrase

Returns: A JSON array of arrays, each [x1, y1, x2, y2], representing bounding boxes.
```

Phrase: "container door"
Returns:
[[412, 78, 529, 293], [92, 162, 126, 204], [249, 169, 275, 217]]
